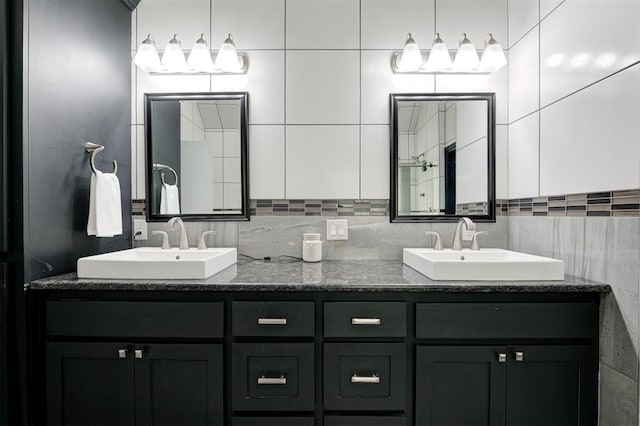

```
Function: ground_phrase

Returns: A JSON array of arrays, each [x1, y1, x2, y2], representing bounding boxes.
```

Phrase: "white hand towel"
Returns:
[[160, 183, 180, 215], [87, 170, 123, 237]]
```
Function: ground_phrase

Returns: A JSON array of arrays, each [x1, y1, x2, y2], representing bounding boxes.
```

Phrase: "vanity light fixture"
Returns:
[[133, 33, 248, 75], [161, 34, 188, 72], [391, 32, 507, 74]]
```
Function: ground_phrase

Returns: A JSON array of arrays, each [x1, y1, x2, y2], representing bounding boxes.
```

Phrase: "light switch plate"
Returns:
[[326, 219, 348, 241]]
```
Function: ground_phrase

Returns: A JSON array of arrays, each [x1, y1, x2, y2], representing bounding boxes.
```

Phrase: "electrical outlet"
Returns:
[[326, 219, 348, 241], [133, 218, 147, 240], [462, 229, 475, 241]]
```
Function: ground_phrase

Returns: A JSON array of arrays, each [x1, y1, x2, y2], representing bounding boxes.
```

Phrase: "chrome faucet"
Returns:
[[451, 217, 476, 250], [167, 217, 189, 250]]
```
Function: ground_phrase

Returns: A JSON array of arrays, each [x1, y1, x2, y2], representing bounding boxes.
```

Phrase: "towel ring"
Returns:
[[154, 163, 178, 186], [86, 142, 117, 174]]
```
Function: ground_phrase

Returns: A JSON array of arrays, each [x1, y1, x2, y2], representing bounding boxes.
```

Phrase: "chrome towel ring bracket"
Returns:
[[85, 141, 117, 174], [153, 163, 179, 186]]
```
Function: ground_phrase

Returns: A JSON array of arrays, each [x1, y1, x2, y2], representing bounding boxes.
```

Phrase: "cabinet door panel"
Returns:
[[46, 342, 135, 426], [506, 346, 597, 426], [135, 344, 223, 426], [416, 346, 506, 426]]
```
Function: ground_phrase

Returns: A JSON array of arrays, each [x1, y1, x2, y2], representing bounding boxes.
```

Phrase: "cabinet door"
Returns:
[[506, 345, 597, 426], [46, 342, 135, 425], [134, 344, 223, 426], [416, 346, 507, 426]]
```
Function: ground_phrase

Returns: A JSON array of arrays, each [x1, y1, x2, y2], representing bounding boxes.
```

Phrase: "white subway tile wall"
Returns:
[[131, 0, 510, 200]]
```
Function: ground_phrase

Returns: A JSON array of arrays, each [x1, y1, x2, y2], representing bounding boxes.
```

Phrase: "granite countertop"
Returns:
[[29, 259, 611, 293]]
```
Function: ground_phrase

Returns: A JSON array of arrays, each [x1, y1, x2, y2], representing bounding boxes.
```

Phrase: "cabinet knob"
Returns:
[[257, 318, 288, 325], [118, 349, 128, 359], [135, 349, 144, 359], [514, 351, 524, 362], [257, 376, 287, 385], [351, 374, 380, 384], [351, 318, 381, 325], [497, 353, 507, 363]]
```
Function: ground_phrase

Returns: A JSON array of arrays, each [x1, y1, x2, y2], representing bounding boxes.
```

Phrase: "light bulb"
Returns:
[[425, 33, 452, 71], [479, 34, 507, 72], [397, 33, 423, 71], [215, 33, 242, 72], [187, 34, 214, 71], [453, 33, 480, 71], [161, 34, 187, 72], [133, 34, 161, 72]]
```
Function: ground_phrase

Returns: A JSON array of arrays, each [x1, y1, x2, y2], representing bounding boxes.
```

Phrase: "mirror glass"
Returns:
[[145, 92, 249, 221], [390, 93, 495, 222]]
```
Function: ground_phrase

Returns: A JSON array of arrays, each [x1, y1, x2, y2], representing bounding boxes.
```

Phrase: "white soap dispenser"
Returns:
[[302, 233, 322, 262]]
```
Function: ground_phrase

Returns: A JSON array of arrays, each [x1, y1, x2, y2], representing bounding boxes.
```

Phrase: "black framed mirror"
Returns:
[[145, 92, 249, 221], [390, 93, 495, 223]]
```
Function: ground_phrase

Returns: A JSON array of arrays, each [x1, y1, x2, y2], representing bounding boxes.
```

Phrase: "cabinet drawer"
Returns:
[[46, 301, 223, 338], [233, 417, 314, 426], [324, 302, 406, 338], [416, 303, 598, 339], [324, 343, 406, 411], [232, 301, 314, 337], [324, 415, 407, 426], [232, 343, 314, 411]]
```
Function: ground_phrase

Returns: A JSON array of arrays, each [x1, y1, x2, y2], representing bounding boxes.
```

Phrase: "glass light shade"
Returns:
[[161, 34, 187, 72], [425, 33, 452, 71], [187, 34, 213, 71], [453, 33, 480, 71], [479, 34, 507, 72], [397, 33, 423, 71], [133, 35, 161, 72], [215, 34, 242, 72]]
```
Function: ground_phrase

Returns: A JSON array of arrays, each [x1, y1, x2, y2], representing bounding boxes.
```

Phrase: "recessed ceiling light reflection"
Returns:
[[595, 53, 617, 69], [570, 53, 590, 68], [546, 53, 564, 68]]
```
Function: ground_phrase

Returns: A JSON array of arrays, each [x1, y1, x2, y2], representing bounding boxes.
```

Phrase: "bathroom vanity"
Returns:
[[29, 260, 608, 426]]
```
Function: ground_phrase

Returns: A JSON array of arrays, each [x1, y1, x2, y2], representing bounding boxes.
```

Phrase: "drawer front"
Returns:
[[232, 343, 314, 411], [324, 302, 406, 338], [46, 301, 223, 338], [233, 417, 314, 426], [416, 303, 598, 339], [324, 415, 407, 426], [324, 343, 406, 411], [232, 301, 314, 337]]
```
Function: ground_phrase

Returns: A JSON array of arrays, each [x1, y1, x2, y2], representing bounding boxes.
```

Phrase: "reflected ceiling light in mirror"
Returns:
[[570, 53, 590, 68], [133, 34, 162, 72], [595, 53, 617, 69], [545, 53, 565, 68], [161, 34, 188, 72], [453, 33, 480, 71], [187, 33, 214, 71], [424, 33, 452, 71], [392, 32, 505, 74], [215, 34, 243, 72], [479, 33, 506, 72], [397, 33, 424, 71]]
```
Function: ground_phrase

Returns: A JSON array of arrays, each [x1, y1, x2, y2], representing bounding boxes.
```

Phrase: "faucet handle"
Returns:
[[198, 231, 217, 250], [152, 231, 171, 249], [424, 231, 444, 250], [470, 231, 488, 251]]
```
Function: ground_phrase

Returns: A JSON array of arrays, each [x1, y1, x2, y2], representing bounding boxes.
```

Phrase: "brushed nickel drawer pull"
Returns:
[[514, 351, 524, 362], [351, 374, 380, 384], [351, 318, 381, 325], [497, 353, 507, 363], [118, 349, 128, 359], [258, 376, 287, 385], [257, 318, 288, 325], [134, 349, 144, 359]]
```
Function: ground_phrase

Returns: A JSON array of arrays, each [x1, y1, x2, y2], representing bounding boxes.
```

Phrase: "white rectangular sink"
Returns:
[[77, 247, 237, 279], [403, 248, 564, 281]]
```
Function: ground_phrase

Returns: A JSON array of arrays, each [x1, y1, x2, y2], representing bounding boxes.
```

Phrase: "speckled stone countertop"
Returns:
[[29, 259, 611, 293]]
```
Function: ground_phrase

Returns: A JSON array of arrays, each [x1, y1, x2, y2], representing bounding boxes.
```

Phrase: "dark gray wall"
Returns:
[[150, 101, 181, 215], [26, 0, 131, 281]]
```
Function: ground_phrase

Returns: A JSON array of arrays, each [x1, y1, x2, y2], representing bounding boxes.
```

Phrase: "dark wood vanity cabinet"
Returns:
[[34, 291, 600, 426]]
